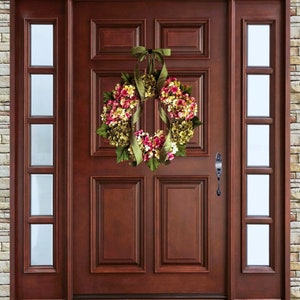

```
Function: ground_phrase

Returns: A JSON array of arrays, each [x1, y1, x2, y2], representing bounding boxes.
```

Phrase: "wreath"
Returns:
[[97, 46, 201, 171]]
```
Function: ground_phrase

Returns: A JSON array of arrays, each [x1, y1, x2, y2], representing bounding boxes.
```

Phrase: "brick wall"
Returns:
[[0, 0, 10, 299], [291, 0, 300, 298], [1, 1, 299, 299]]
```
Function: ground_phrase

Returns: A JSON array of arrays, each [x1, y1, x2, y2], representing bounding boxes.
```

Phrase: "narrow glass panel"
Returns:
[[31, 74, 54, 116], [247, 224, 269, 265], [247, 125, 269, 166], [247, 75, 270, 117], [31, 24, 53, 66], [31, 124, 53, 166], [31, 174, 53, 216], [30, 224, 53, 266], [247, 24, 270, 67], [247, 175, 269, 216]]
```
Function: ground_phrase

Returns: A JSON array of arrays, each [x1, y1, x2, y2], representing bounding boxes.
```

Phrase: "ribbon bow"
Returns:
[[131, 46, 171, 64], [131, 46, 171, 92]]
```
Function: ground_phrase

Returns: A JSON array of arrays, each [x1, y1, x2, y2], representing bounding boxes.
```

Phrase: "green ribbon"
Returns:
[[131, 104, 143, 166], [134, 64, 145, 102], [130, 46, 172, 166], [130, 132, 143, 165], [131, 46, 171, 64], [158, 102, 169, 126], [131, 46, 171, 93], [160, 132, 172, 163]]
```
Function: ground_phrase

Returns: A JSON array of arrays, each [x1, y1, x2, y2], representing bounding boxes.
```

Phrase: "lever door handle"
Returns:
[[215, 152, 222, 196]]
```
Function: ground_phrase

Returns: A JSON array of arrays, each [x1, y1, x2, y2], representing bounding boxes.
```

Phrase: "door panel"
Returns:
[[155, 176, 208, 273], [90, 176, 145, 273], [73, 0, 227, 297]]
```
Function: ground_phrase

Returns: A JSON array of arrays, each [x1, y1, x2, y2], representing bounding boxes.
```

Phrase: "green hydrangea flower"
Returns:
[[170, 119, 194, 144], [107, 121, 131, 147]]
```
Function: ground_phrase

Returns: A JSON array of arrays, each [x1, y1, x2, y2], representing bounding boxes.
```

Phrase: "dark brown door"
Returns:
[[72, 0, 227, 297], [12, 0, 289, 299]]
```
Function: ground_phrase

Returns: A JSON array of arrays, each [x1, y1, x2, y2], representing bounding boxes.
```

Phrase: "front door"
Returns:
[[73, 0, 227, 298], [11, 0, 290, 299]]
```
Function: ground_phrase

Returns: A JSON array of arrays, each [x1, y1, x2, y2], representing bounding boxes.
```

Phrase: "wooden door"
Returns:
[[11, 0, 290, 299], [72, 0, 227, 298]]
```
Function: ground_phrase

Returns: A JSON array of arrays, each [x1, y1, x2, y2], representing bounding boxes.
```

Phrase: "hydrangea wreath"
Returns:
[[97, 47, 201, 171]]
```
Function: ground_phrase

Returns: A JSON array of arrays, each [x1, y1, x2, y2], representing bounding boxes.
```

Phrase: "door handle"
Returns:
[[215, 152, 222, 196]]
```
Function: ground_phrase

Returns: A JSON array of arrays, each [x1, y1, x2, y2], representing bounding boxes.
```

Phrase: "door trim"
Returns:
[[66, 0, 74, 299]]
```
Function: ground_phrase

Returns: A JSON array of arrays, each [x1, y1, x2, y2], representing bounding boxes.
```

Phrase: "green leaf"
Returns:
[[103, 91, 113, 103], [116, 146, 130, 163], [121, 72, 132, 84], [191, 116, 202, 128], [130, 161, 137, 167], [147, 157, 160, 171], [164, 160, 171, 166], [176, 144, 186, 157], [159, 105, 169, 125], [180, 84, 192, 95], [96, 123, 108, 138], [185, 85, 193, 95]]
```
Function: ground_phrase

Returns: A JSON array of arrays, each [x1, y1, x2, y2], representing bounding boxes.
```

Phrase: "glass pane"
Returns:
[[30, 224, 53, 266], [247, 175, 269, 216], [31, 74, 54, 116], [247, 24, 270, 67], [31, 24, 53, 66], [31, 174, 53, 216], [31, 124, 53, 166], [247, 224, 269, 266], [247, 75, 270, 117], [247, 125, 270, 166]]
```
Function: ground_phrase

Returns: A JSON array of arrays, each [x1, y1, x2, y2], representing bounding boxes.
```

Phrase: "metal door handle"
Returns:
[[215, 152, 222, 196]]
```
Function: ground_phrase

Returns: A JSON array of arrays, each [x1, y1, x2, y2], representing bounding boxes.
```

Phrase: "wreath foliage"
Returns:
[[97, 47, 202, 171]]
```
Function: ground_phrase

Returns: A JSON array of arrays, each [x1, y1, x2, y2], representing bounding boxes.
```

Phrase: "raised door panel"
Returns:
[[91, 177, 145, 273], [91, 19, 146, 59], [155, 176, 208, 273], [155, 19, 209, 57]]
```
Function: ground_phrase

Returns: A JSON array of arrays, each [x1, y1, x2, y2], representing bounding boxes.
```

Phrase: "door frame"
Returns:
[[10, 0, 290, 299]]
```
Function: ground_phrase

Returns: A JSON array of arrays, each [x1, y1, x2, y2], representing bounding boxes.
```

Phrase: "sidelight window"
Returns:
[[247, 24, 270, 67], [246, 174, 270, 216], [243, 22, 274, 272], [30, 174, 54, 216], [246, 124, 270, 167], [25, 21, 56, 272], [30, 224, 54, 266], [30, 74, 54, 116], [30, 24, 54, 66], [247, 224, 270, 266], [30, 124, 54, 166], [247, 74, 270, 117]]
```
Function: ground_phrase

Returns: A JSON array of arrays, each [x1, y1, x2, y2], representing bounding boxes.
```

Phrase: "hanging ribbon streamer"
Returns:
[[130, 130, 143, 165], [159, 132, 172, 163], [130, 46, 171, 165]]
